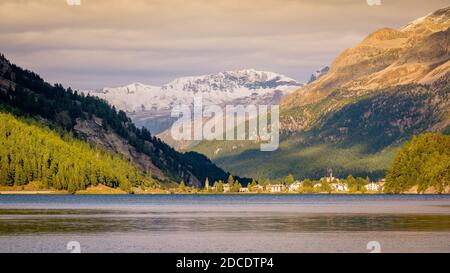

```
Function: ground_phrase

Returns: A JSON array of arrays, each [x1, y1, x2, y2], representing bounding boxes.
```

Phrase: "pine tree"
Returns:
[[233, 180, 242, 192], [227, 175, 234, 188], [248, 179, 257, 191], [0, 154, 9, 186], [215, 180, 224, 193], [320, 180, 332, 194], [347, 175, 356, 189], [14, 163, 22, 186], [179, 180, 186, 192], [284, 174, 295, 186]]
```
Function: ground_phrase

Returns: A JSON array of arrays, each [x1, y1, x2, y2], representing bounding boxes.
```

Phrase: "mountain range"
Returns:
[[190, 6, 450, 181], [85, 69, 304, 135]]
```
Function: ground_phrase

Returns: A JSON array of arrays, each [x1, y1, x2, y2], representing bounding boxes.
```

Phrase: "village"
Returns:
[[180, 170, 386, 194]]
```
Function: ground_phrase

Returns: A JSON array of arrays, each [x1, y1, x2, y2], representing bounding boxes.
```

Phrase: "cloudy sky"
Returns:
[[0, 0, 448, 89]]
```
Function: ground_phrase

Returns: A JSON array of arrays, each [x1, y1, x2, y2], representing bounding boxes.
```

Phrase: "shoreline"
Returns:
[[1, 183, 448, 195], [0, 191, 448, 195], [0, 191, 59, 195]]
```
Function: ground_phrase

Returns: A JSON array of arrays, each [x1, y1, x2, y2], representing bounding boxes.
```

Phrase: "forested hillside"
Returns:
[[0, 53, 234, 187], [385, 133, 450, 194], [0, 112, 151, 193]]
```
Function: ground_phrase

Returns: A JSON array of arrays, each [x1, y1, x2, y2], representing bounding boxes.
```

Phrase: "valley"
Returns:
[[191, 6, 450, 182]]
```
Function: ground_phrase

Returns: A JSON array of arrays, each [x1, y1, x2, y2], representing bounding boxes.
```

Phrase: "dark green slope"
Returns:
[[191, 75, 450, 180]]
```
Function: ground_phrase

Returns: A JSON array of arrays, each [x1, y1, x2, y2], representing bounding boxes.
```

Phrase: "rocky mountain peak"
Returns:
[[401, 6, 450, 35], [281, 6, 450, 111], [308, 66, 330, 84], [161, 69, 303, 93]]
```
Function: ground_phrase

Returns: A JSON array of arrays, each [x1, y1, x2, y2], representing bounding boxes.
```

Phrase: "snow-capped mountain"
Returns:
[[85, 69, 304, 134]]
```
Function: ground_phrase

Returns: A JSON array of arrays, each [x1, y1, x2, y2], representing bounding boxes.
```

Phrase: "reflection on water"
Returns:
[[1, 209, 450, 235], [0, 195, 449, 252]]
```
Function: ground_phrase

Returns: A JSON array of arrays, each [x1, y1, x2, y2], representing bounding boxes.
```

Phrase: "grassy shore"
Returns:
[[0, 182, 67, 194]]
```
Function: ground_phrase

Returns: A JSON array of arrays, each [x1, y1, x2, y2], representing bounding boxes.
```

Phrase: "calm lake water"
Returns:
[[0, 194, 449, 253]]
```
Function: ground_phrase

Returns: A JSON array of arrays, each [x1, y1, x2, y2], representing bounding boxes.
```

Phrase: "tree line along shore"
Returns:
[[1, 110, 449, 195]]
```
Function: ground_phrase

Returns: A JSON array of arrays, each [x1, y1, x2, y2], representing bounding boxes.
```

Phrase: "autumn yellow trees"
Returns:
[[0, 112, 152, 193], [385, 133, 450, 194]]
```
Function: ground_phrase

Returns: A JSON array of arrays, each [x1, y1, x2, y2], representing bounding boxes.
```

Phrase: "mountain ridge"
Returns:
[[281, 6, 449, 114], [87, 69, 303, 111], [190, 6, 450, 181], [85, 69, 304, 135]]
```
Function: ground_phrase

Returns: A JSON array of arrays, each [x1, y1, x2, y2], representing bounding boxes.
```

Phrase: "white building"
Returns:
[[364, 182, 382, 192], [223, 184, 231, 193], [250, 184, 265, 192], [269, 184, 286, 193], [239, 187, 249, 193], [330, 182, 348, 192], [288, 181, 303, 192]]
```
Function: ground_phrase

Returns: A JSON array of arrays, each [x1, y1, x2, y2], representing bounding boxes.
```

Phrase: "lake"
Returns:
[[0, 194, 449, 253]]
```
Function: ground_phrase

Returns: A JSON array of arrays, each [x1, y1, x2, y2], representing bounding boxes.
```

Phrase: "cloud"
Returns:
[[0, 0, 448, 89]]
